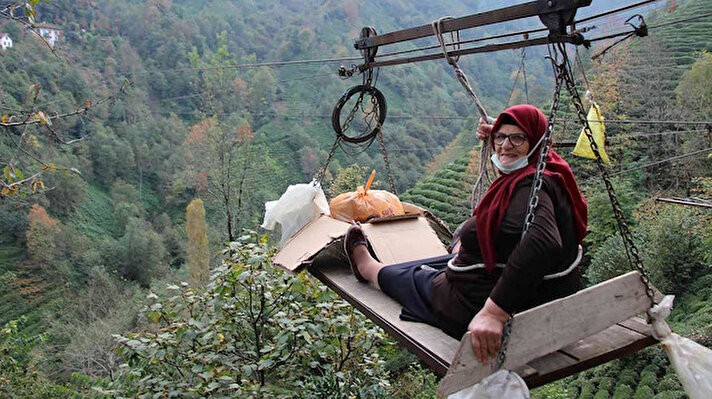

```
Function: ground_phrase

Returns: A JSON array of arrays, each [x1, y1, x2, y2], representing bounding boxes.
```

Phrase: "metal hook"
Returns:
[[625, 14, 648, 37]]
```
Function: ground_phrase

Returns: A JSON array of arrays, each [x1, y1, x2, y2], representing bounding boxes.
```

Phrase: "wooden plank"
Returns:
[[525, 321, 657, 387], [308, 246, 459, 376], [354, 0, 593, 50], [438, 271, 654, 397], [561, 324, 645, 361], [354, 2, 540, 49], [618, 316, 653, 335], [364, 35, 582, 70]]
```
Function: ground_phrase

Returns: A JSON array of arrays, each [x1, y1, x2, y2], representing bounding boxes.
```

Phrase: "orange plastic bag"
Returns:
[[329, 170, 405, 222]]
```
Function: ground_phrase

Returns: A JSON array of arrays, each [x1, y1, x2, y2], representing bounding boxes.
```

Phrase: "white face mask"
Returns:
[[491, 134, 546, 175]]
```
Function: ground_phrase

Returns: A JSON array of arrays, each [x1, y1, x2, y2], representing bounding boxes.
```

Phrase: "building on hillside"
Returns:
[[0, 33, 12, 50], [30, 23, 64, 47]]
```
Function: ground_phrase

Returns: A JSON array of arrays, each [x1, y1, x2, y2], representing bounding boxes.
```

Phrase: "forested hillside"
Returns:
[[1, 0, 711, 397]]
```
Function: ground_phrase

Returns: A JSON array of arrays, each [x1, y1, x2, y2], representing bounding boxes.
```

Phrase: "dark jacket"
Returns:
[[430, 174, 581, 339]]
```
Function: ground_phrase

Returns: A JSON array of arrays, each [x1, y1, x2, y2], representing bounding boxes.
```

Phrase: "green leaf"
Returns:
[[147, 311, 161, 323]]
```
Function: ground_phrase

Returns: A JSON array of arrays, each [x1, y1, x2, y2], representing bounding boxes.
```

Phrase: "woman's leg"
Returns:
[[351, 244, 385, 289]]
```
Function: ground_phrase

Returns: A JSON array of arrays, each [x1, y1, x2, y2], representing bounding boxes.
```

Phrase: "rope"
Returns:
[[431, 17, 494, 210], [505, 49, 527, 108]]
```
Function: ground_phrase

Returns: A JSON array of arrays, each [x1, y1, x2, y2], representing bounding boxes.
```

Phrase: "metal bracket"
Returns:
[[537, 0, 592, 35], [625, 14, 648, 37]]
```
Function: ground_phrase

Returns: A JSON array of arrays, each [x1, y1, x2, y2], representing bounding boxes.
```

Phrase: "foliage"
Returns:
[[582, 177, 643, 258], [0, 317, 81, 398], [108, 234, 389, 398], [675, 51, 712, 120], [1, 0, 711, 397], [326, 164, 377, 198], [44, 172, 87, 217], [25, 203, 60, 266], [186, 198, 209, 288], [587, 199, 711, 294], [46, 266, 141, 380], [105, 217, 166, 287]]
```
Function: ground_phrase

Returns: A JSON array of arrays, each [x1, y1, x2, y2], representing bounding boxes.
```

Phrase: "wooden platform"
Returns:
[[308, 247, 658, 394]]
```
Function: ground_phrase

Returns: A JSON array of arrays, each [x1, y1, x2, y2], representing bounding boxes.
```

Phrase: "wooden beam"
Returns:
[[354, 0, 593, 50], [438, 271, 654, 397], [656, 197, 712, 209], [524, 320, 657, 387], [362, 35, 581, 70], [355, 2, 540, 50]]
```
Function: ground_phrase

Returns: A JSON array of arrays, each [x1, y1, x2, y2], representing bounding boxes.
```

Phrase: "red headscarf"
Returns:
[[474, 104, 588, 272]]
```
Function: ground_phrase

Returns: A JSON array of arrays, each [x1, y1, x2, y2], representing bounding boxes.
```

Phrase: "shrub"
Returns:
[[108, 234, 390, 397], [579, 381, 596, 399], [638, 370, 658, 388], [633, 385, 654, 399], [656, 372, 682, 392], [635, 203, 709, 293], [612, 384, 633, 399], [617, 368, 638, 388], [652, 391, 686, 399], [593, 388, 610, 399], [587, 200, 711, 293], [597, 376, 614, 394]]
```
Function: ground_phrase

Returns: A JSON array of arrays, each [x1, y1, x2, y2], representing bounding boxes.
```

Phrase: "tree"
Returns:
[[186, 198, 209, 288], [108, 217, 166, 287], [25, 204, 60, 266], [45, 172, 87, 216], [676, 51, 712, 120], [110, 234, 389, 397], [178, 116, 255, 242], [0, 1, 128, 199]]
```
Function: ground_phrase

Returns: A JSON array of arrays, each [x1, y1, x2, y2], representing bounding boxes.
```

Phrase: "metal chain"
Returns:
[[558, 45, 656, 305], [341, 92, 367, 135], [377, 127, 396, 194], [493, 316, 513, 370], [495, 47, 566, 372], [314, 137, 342, 185], [365, 89, 396, 193], [522, 61, 565, 237]]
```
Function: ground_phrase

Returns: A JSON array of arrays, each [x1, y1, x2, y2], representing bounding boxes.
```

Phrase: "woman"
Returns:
[[344, 104, 588, 363]]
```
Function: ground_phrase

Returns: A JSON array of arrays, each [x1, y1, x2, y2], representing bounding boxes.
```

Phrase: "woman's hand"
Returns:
[[477, 118, 493, 140], [468, 298, 510, 363]]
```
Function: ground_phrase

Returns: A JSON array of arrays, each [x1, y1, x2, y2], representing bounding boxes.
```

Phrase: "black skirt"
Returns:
[[377, 254, 455, 327]]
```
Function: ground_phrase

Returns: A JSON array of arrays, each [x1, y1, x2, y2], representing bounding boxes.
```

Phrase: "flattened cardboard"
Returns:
[[273, 215, 350, 271], [362, 217, 448, 266], [272, 211, 448, 272]]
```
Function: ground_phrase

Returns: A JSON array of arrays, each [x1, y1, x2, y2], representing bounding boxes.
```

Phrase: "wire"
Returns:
[[648, 11, 712, 29], [126, 56, 363, 76], [589, 11, 712, 47], [608, 147, 712, 177], [576, 0, 663, 24], [607, 129, 710, 142]]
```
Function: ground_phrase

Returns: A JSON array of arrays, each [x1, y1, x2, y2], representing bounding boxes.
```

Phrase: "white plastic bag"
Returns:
[[448, 369, 529, 399], [261, 181, 330, 245], [649, 295, 712, 399]]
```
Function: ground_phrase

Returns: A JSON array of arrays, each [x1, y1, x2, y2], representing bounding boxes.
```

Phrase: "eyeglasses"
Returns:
[[492, 132, 528, 147]]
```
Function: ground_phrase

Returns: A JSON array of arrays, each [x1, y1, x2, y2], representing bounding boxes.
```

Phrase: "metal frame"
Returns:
[[354, 0, 592, 50]]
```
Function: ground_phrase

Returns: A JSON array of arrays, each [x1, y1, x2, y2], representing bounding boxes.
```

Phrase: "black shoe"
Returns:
[[344, 223, 370, 283]]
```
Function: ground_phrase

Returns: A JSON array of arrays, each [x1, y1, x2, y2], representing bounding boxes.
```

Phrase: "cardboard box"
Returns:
[[273, 205, 450, 272]]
